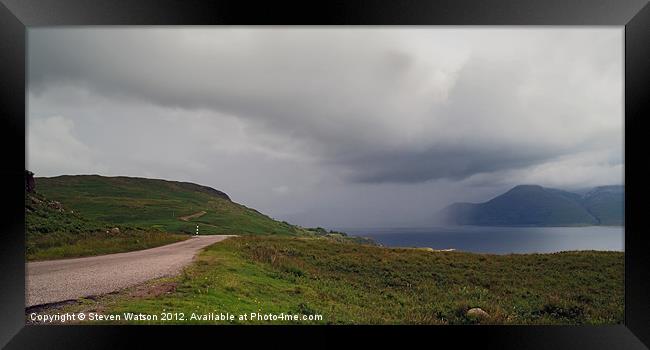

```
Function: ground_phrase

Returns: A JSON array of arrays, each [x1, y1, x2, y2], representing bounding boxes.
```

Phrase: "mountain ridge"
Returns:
[[438, 184, 624, 226]]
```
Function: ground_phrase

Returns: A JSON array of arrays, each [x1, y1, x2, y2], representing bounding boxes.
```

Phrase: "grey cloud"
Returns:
[[27, 28, 623, 227], [29, 28, 621, 185]]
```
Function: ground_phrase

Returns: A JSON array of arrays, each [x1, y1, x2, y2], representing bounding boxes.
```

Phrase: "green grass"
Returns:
[[48, 235, 624, 325], [35, 175, 308, 236], [27, 230, 189, 261], [26, 191, 189, 261]]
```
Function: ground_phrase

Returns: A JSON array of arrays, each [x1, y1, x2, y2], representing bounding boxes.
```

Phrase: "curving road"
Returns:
[[26, 235, 234, 307]]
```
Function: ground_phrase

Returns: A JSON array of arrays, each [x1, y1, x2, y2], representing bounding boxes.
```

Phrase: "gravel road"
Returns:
[[26, 235, 234, 307]]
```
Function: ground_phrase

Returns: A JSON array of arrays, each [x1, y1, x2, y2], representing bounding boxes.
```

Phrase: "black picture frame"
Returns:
[[1, 0, 648, 348]]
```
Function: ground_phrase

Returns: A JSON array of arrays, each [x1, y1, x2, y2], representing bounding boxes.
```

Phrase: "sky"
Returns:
[[27, 27, 624, 228]]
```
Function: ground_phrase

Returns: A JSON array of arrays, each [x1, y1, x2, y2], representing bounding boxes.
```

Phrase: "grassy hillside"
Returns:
[[36, 175, 308, 236], [26, 191, 188, 261], [41, 235, 623, 325], [27, 175, 372, 260]]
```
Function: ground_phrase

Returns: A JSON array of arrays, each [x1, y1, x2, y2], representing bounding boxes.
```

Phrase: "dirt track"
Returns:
[[26, 235, 234, 307], [179, 210, 207, 221]]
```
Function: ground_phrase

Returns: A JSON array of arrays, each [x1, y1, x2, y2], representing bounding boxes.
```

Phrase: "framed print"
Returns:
[[1, 0, 649, 348]]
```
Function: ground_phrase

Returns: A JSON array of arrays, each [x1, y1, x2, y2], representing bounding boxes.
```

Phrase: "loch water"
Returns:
[[343, 226, 624, 254]]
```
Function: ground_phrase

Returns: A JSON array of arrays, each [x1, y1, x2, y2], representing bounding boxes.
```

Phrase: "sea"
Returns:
[[341, 226, 624, 254]]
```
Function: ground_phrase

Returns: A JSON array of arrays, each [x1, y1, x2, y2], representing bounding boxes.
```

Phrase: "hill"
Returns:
[[35, 175, 307, 236], [439, 185, 624, 226]]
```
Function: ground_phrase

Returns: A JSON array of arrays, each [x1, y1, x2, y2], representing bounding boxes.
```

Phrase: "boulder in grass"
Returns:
[[110, 227, 121, 234], [467, 307, 489, 319]]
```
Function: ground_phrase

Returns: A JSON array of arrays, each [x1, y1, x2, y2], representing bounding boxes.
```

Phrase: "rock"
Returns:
[[110, 227, 120, 234], [467, 307, 489, 319], [28, 195, 42, 204], [48, 201, 64, 211]]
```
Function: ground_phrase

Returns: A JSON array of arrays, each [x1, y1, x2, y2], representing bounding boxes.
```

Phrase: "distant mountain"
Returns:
[[582, 186, 625, 225], [438, 184, 623, 226]]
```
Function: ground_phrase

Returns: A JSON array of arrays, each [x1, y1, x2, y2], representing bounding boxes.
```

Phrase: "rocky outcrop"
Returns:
[[26, 170, 35, 193]]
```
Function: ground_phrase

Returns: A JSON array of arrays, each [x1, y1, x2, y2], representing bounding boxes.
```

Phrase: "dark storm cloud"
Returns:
[[339, 146, 555, 184]]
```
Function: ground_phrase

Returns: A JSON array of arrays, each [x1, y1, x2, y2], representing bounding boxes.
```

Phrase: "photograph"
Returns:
[[25, 27, 624, 325]]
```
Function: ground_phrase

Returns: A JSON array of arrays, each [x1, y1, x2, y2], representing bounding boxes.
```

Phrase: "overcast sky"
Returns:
[[27, 27, 623, 228]]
